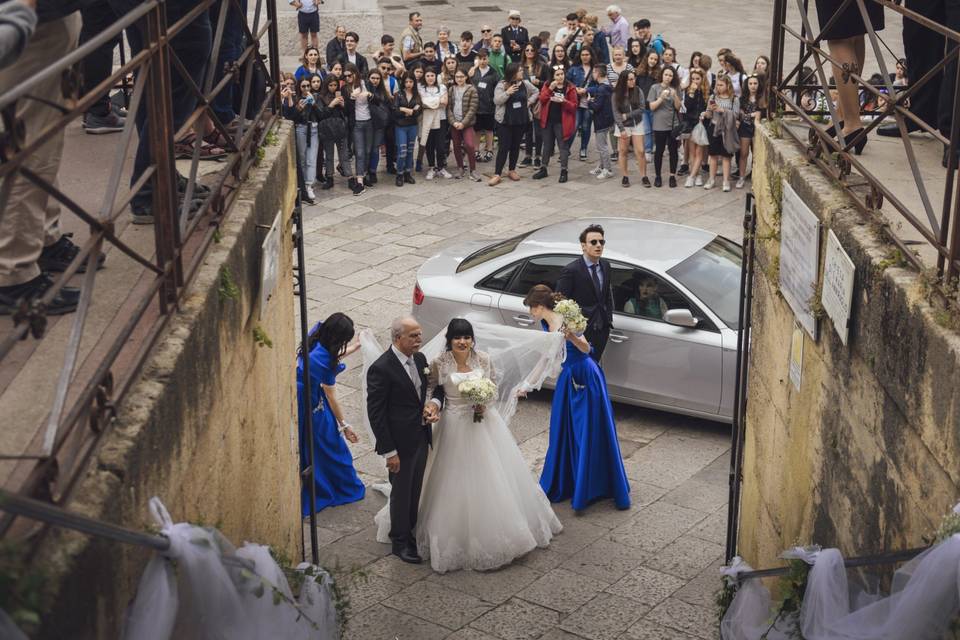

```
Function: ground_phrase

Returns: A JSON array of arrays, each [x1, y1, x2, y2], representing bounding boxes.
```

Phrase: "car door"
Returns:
[[602, 262, 723, 416], [496, 255, 577, 329]]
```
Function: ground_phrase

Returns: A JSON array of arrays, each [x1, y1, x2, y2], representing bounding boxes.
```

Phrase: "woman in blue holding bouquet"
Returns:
[[524, 284, 631, 512], [297, 312, 365, 516]]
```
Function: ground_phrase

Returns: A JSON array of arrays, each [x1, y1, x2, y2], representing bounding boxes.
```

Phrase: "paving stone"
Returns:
[[561, 538, 645, 582], [662, 479, 729, 514], [672, 559, 726, 610], [341, 573, 406, 613], [316, 502, 377, 537], [518, 546, 568, 573], [605, 566, 687, 609], [446, 628, 504, 640], [366, 554, 435, 585], [316, 540, 379, 574], [644, 597, 717, 640], [545, 518, 609, 557], [518, 568, 609, 613], [343, 602, 450, 640], [469, 597, 561, 640], [384, 580, 493, 629], [621, 619, 702, 640], [609, 502, 709, 554], [581, 481, 668, 531], [339, 524, 393, 558], [334, 267, 390, 289], [689, 508, 728, 547], [427, 562, 543, 604], [645, 535, 725, 580], [559, 593, 645, 640], [537, 630, 587, 640]]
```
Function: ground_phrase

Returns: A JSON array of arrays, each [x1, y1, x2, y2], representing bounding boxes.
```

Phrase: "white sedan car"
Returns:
[[411, 218, 742, 423]]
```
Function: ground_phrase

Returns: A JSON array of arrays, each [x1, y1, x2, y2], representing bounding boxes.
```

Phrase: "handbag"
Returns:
[[691, 120, 709, 146], [370, 100, 391, 130], [317, 115, 347, 142]]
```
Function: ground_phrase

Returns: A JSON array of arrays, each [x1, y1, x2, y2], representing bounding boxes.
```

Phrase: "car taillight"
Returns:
[[413, 283, 425, 305]]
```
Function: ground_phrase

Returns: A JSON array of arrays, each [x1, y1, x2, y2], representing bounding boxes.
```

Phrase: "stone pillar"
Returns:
[[276, 0, 384, 58]]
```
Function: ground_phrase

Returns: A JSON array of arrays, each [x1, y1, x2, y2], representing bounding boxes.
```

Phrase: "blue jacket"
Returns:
[[565, 64, 592, 93], [588, 82, 614, 131]]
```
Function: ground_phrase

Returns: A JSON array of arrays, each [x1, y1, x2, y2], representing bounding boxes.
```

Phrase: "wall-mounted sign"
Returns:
[[779, 182, 821, 340], [821, 230, 855, 345], [789, 324, 804, 391], [259, 210, 282, 319]]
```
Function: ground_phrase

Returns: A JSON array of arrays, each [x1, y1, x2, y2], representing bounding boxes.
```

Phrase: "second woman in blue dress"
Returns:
[[297, 312, 366, 516], [524, 284, 631, 512]]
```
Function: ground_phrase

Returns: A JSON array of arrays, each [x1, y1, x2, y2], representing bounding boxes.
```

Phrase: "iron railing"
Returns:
[[769, 0, 960, 282], [0, 0, 283, 548]]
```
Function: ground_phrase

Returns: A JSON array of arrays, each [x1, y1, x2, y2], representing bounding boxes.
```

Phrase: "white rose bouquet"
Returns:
[[458, 377, 497, 423], [553, 299, 588, 334]]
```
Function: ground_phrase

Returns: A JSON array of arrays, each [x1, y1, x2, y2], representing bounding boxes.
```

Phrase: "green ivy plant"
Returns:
[[218, 265, 240, 302], [761, 557, 811, 639], [253, 325, 273, 349], [0, 541, 47, 633]]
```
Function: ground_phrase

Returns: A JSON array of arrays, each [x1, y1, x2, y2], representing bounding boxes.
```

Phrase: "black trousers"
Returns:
[[653, 130, 679, 177], [80, 1, 120, 117], [523, 120, 543, 158], [388, 441, 428, 548], [904, 0, 960, 136], [495, 122, 526, 174], [585, 324, 610, 363], [384, 124, 397, 170]]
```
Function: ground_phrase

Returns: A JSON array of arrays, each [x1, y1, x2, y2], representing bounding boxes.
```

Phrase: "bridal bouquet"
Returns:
[[458, 377, 497, 423], [554, 299, 588, 334]]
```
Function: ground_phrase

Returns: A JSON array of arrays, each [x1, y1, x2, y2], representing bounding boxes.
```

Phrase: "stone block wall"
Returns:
[[738, 125, 960, 570], [35, 123, 301, 639]]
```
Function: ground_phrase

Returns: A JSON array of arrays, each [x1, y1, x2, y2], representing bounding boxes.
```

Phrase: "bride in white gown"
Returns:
[[361, 318, 564, 573]]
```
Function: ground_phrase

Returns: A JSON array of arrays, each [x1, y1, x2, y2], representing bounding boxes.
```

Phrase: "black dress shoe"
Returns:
[[321, 177, 334, 190], [392, 546, 423, 564], [39, 234, 106, 273], [396, 174, 405, 187], [520, 156, 532, 166], [0, 273, 80, 316], [403, 172, 416, 184], [531, 167, 548, 179], [877, 123, 917, 138], [558, 169, 568, 183]]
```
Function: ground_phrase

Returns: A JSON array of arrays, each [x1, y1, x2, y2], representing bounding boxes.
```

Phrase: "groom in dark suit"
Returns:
[[366, 316, 443, 564], [556, 224, 615, 362]]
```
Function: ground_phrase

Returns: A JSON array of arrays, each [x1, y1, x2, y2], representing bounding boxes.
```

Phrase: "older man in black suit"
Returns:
[[556, 224, 615, 362], [500, 9, 528, 63]]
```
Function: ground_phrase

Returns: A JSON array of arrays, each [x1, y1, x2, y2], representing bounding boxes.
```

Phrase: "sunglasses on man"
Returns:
[[587, 239, 606, 246]]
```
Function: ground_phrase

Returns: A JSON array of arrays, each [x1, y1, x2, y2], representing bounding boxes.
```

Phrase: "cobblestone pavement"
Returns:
[[293, 2, 769, 639]]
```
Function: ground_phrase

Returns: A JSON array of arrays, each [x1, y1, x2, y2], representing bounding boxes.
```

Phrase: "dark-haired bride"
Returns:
[[361, 317, 564, 573]]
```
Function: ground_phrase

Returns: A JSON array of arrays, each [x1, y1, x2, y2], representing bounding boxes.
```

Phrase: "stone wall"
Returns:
[[273, 0, 385, 58], [35, 123, 301, 639], [738, 125, 960, 570]]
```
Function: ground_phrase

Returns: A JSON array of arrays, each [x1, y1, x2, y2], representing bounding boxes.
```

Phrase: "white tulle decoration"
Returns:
[[121, 498, 338, 640], [721, 536, 960, 639]]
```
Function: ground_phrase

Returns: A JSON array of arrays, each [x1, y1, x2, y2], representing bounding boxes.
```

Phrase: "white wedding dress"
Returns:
[[361, 323, 565, 574]]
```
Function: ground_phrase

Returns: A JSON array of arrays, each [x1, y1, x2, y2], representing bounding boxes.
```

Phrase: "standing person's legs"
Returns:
[[653, 130, 666, 178], [633, 134, 647, 176], [585, 325, 610, 362], [739, 137, 752, 177], [450, 127, 465, 170], [80, 2, 121, 124], [541, 123, 557, 168], [297, 11, 310, 52], [354, 122, 372, 182], [425, 129, 439, 169], [595, 127, 612, 171], [305, 124, 319, 186], [557, 124, 571, 171], [0, 13, 81, 298], [939, 0, 960, 142], [667, 135, 679, 176], [618, 133, 630, 177], [384, 124, 397, 172], [507, 125, 523, 171], [522, 122, 535, 161], [577, 107, 593, 154], [295, 124, 309, 179], [368, 127, 385, 175], [493, 124, 510, 177], [323, 139, 337, 180], [642, 110, 654, 152], [825, 37, 864, 137], [437, 120, 450, 169], [463, 127, 478, 171]]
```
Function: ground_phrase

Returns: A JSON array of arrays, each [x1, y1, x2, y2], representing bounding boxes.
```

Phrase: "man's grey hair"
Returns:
[[391, 315, 417, 341], [606, 5, 621, 15], [437, 25, 450, 36]]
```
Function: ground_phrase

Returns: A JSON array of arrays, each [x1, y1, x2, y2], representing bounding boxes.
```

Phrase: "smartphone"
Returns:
[[305, 94, 315, 105]]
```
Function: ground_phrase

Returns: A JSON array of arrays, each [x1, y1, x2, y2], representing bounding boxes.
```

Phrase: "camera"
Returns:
[[305, 94, 315, 105]]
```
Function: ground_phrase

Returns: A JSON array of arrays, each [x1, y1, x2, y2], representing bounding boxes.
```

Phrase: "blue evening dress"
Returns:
[[297, 343, 365, 516], [539, 321, 631, 511]]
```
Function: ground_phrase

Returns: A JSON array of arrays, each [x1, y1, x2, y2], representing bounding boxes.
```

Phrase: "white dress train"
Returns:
[[374, 350, 562, 573]]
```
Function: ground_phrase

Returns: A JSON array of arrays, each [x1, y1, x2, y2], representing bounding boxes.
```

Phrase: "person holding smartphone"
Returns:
[[291, 76, 321, 202], [647, 65, 682, 187], [490, 62, 537, 185], [317, 75, 349, 191], [533, 66, 577, 183]]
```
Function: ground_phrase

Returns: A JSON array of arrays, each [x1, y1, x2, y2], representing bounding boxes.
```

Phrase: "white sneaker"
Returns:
[[426, 168, 436, 180], [305, 185, 316, 200], [704, 179, 715, 190], [694, 175, 704, 186], [469, 170, 482, 182], [597, 168, 614, 180], [589, 166, 602, 176], [459, 168, 468, 179], [722, 181, 731, 192], [736, 177, 746, 189], [645, 152, 653, 163], [439, 168, 454, 179], [684, 176, 694, 188]]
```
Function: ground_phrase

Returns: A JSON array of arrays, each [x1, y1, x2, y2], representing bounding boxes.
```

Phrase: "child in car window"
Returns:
[[624, 275, 668, 319]]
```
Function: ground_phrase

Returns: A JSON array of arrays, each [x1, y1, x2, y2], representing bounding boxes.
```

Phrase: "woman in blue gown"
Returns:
[[297, 312, 365, 516], [524, 285, 631, 512]]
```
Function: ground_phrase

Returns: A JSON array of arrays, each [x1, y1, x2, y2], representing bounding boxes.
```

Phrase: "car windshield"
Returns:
[[456, 231, 535, 272], [666, 237, 742, 329]]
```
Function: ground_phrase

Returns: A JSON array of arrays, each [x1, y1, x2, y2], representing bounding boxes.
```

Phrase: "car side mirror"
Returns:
[[664, 308, 699, 328]]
